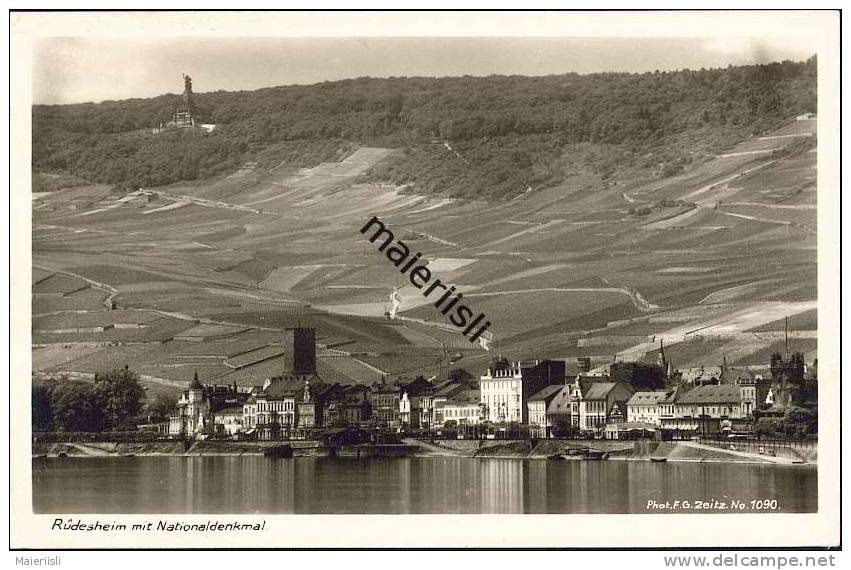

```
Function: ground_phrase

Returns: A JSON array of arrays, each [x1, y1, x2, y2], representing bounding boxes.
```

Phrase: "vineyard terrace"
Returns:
[[359, 216, 492, 344]]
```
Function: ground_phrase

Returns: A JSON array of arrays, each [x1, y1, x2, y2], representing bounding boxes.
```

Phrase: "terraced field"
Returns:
[[32, 118, 817, 386]]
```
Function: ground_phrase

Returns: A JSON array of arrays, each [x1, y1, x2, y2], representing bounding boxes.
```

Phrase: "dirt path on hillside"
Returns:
[[465, 286, 660, 312], [32, 264, 293, 334], [682, 159, 777, 201], [154, 191, 268, 214], [615, 300, 816, 362]]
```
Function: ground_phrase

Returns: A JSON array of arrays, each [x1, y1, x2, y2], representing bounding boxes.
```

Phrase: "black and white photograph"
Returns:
[[9, 8, 841, 550]]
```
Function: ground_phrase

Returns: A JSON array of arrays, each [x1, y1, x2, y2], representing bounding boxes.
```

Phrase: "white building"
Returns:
[[526, 385, 564, 437], [479, 359, 564, 424], [574, 381, 635, 433], [438, 399, 484, 427], [626, 391, 671, 426], [168, 375, 211, 436], [213, 406, 244, 435]]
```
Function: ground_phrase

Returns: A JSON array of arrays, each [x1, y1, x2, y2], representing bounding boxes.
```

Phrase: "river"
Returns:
[[32, 456, 816, 514]]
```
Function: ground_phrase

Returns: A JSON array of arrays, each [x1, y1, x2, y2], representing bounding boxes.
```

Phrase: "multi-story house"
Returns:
[[436, 398, 485, 429], [168, 373, 247, 437], [526, 385, 564, 437], [242, 377, 301, 439], [731, 372, 770, 416], [398, 376, 435, 429], [626, 390, 671, 426], [212, 406, 244, 436], [576, 381, 635, 433], [339, 384, 372, 425], [479, 359, 565, 424], [241, 377, 337, 439], [659, 383, 762, 437], [673, 384, 752, 420], [544, 385, 574, 435], [370, 384, 402, 429], [658, 386, 682, 423], [169, 375, 210, 436]]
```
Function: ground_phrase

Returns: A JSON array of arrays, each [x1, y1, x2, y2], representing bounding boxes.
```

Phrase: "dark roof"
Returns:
[[545, 387, 572, 415], [261, 376, 324, 399], [659, 386, 683, 404], [528, 384, 564, 403], [400, 376, 434, 396], [677, 384, 741, 405], [214, 406, 243, 416], [433, 381, 467, 398], [627, 391, 670, 406], [583, 382, 617, 400]]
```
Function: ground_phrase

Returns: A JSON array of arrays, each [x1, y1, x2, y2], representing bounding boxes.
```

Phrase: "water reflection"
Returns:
[[32, 457, 817, 514]]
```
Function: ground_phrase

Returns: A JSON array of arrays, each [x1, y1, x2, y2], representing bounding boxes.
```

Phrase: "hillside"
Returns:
[[33, 104, 817, 396], [33, 58, 816, 200]]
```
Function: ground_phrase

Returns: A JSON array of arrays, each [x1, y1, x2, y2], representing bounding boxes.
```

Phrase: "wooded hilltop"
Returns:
[[32, 57, 816, 200]]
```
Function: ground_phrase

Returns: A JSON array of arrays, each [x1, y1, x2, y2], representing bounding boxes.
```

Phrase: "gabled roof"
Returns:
[[676, 384, 741, 405], [546, 387, 573, 415], [433, 381, 468, 398], [261, 376, 324, 399], [659, 385, 684, 404], [528, 384, 564, 403], [583, 382, 617, 400], [627, 391, 670, 407]]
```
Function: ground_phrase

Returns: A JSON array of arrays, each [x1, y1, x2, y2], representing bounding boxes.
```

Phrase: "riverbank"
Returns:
[[32, 438, 816, 465]]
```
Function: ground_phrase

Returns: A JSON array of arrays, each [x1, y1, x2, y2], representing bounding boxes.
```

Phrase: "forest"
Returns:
[[32, 57, 817, 200]]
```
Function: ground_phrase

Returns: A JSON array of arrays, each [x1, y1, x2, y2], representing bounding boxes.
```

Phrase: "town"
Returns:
[[29, 49, 822, 521], [32, 322, 817, 461], [125, 326, 815, 455]]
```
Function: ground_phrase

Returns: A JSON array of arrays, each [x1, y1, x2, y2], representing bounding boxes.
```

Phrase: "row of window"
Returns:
[[584, 416, 605, 428], [483, 394, 521, 407], [257, 401, 294, 412], [445, 408, 478, 418]]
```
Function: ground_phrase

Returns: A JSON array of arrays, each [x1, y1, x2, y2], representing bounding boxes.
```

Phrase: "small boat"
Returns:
[[264, 444, 294, 459], [56, 452, 68, 458], [581, 450, 607, 461], [650, 457, 668, 463]]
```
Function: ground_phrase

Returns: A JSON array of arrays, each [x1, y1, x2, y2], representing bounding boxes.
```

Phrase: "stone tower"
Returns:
[[290, 327, 316, 375]]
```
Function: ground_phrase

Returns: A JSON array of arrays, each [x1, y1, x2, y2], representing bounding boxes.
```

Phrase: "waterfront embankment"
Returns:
[[33, 438, 816, 465]]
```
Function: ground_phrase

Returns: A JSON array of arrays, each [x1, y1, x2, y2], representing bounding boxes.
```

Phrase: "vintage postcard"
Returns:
[[9, 9, 841, 550]]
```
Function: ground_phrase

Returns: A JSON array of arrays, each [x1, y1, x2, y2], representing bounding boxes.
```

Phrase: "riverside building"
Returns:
[[479, 359, 565, 424]]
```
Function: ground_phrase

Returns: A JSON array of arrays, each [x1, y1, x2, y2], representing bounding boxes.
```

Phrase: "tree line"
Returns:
[[32, 367, 175, 432], [33, 57, 816, 200]]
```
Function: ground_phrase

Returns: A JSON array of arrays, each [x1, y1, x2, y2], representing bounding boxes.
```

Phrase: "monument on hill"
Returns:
[[172, 73, 195, 128]]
